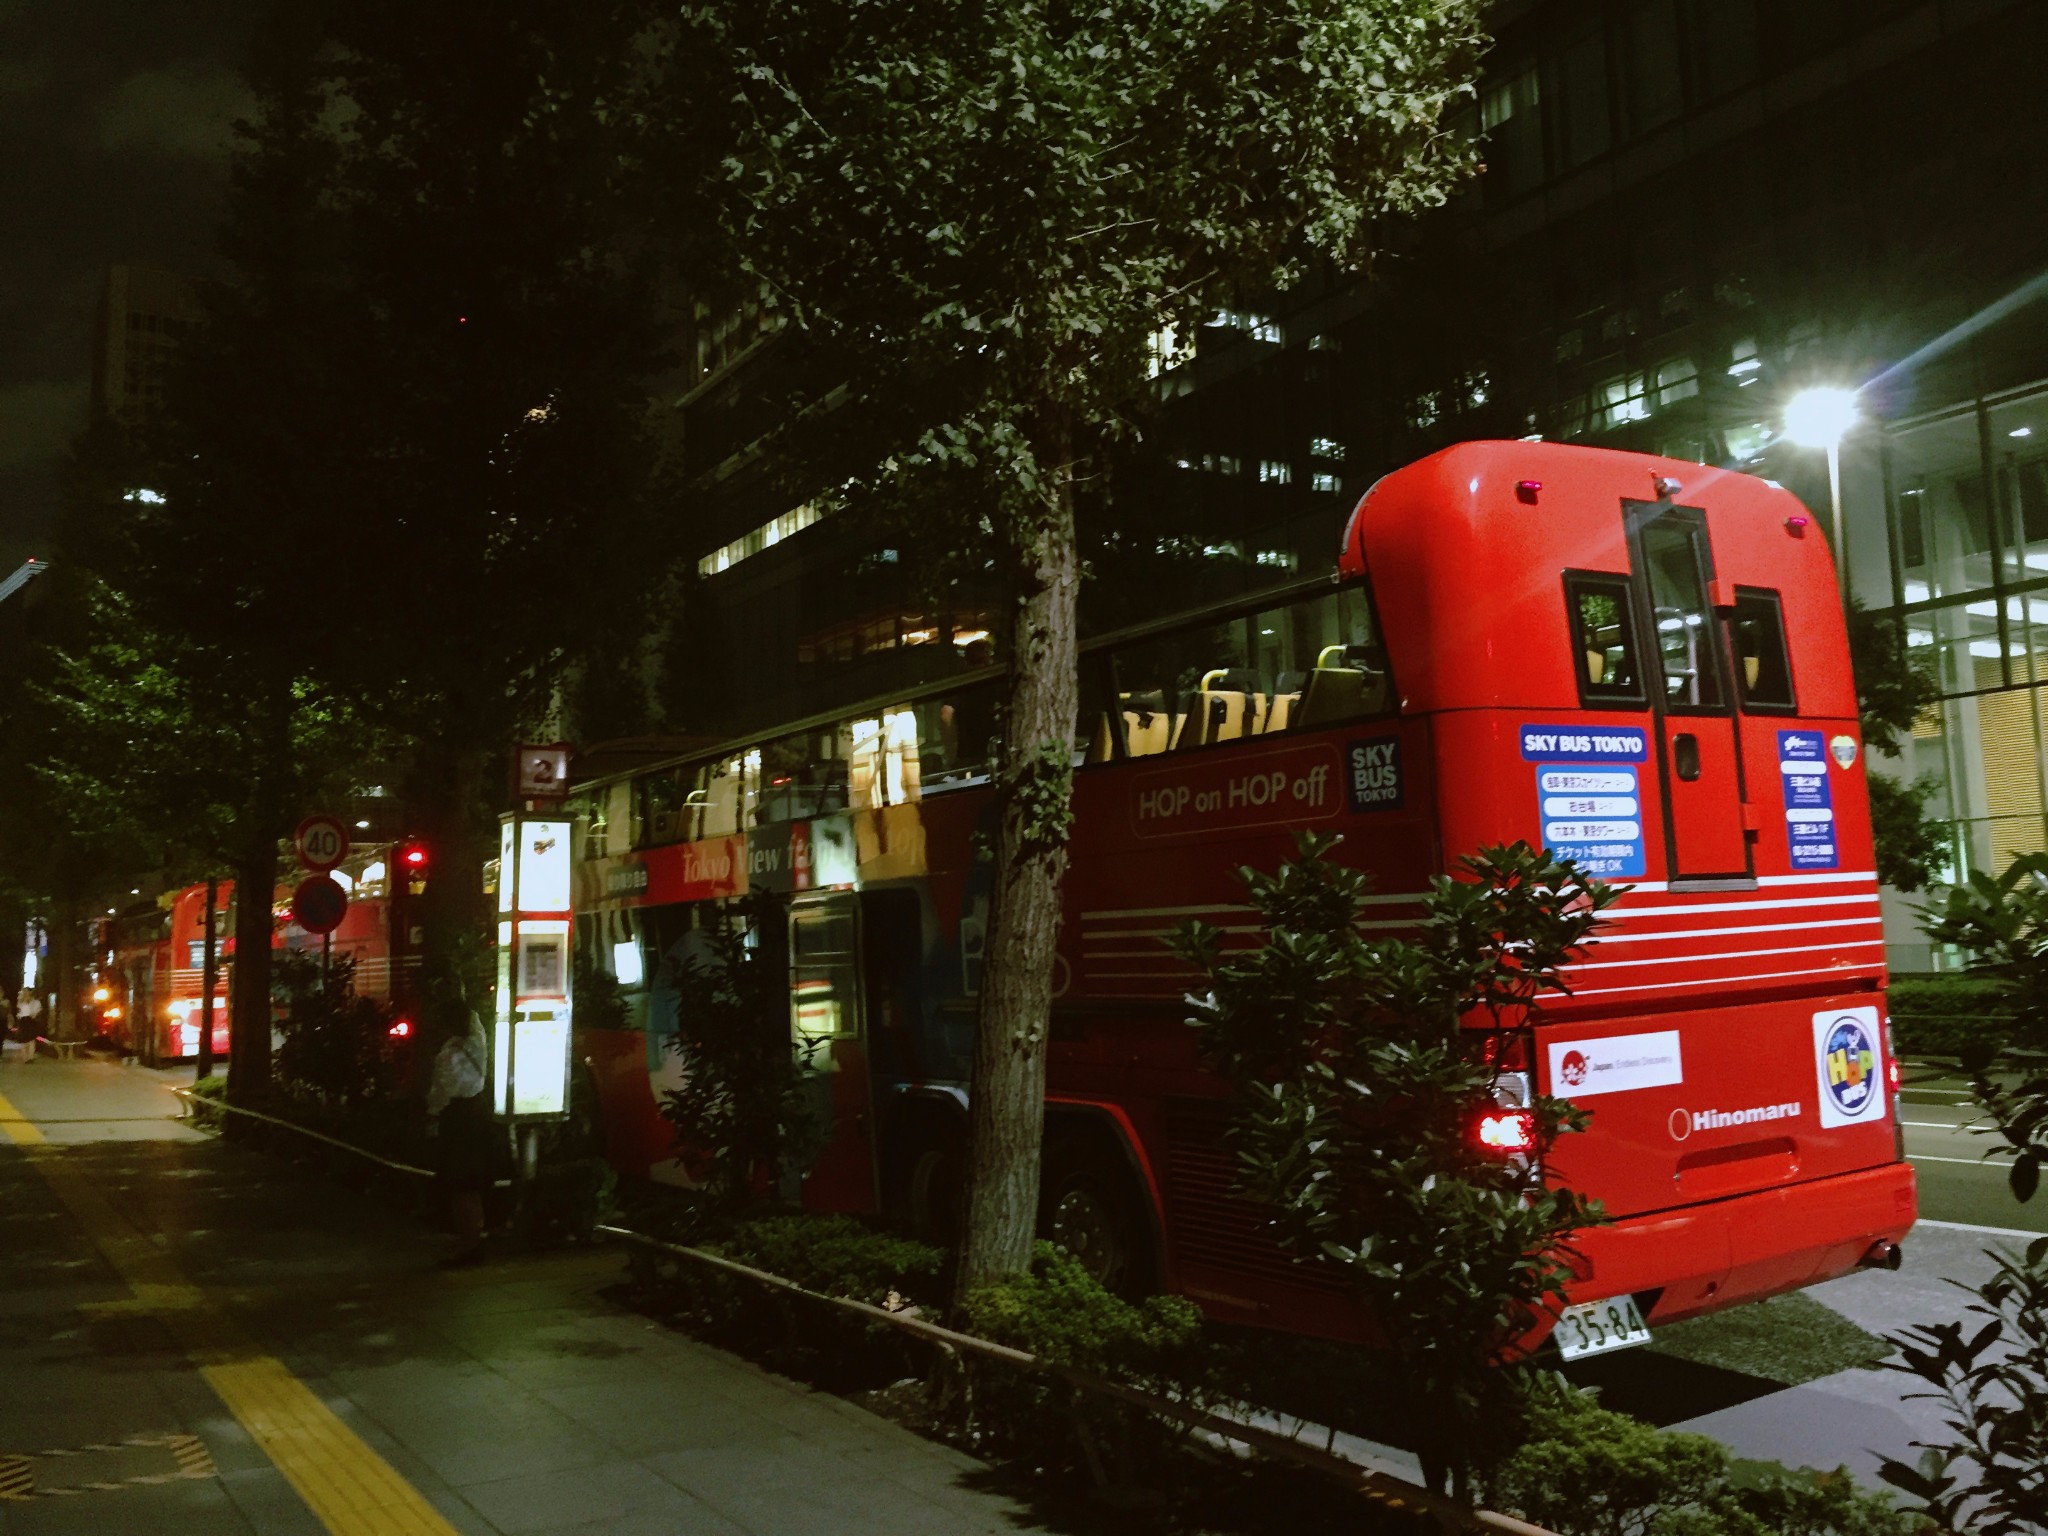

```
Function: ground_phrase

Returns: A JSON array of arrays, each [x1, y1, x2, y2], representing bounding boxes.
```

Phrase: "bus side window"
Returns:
[[1730, 589, 1796, 710], [1110, 621, 1256, 754], [1077, 658, 1122, 764], [1565, 573, 1646, 705], [916, 681, 1001, 790], [1289, 586, 1393, 729]]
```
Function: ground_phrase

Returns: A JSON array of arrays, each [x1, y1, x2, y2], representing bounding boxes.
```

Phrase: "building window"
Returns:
[[1311, 472, 1340, 494], [1596, 373, 1651, 428], [1656, 358, 1699, 408], [1258, 459, 1292, 486], [1480, 63, 1543, 199], [1621, 0, 1682, 136], [1553, 26, 1612, 171], [1309, 436, 1346, 461], [699, 500, 828, 577]]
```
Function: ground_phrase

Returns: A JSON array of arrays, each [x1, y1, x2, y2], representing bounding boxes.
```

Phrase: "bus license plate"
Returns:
[[1553, 1296, 1652, 1361]]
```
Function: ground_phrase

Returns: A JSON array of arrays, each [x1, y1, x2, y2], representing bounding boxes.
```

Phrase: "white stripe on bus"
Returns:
[[1576, 938, 1885, 972], [1589, 916, 1883, 945], [1571, 961, 1884, 998], [1603, 893, 1879, 920]]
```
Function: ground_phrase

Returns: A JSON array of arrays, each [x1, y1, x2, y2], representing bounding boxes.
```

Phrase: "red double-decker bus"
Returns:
[[569, 440, 1914, 1355], [108, 842, 426, 1064]]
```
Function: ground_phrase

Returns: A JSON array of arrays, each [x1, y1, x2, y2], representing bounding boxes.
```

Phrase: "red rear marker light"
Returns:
[[1515, 479, 1542, 505], [1477, 1109, 1538, 1154], [388, 1019, 413, 1039], [1784, 515, 1810, 537]]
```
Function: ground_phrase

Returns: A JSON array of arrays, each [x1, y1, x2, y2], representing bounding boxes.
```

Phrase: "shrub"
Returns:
[[715, 1213, 945, 1307], [1170, 834, 1613, 1495], [956, 1242, 1208, 1482], [1486, 1381, 1925, 1536], [272, 951, 403, 1109], [656, 891, 818, 1210], [187, 1072, 228, 1131], [1886, 975, 2015, 1058]]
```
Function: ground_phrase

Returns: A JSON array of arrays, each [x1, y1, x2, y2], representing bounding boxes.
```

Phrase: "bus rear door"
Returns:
[[1626, 500, 1751, 882]]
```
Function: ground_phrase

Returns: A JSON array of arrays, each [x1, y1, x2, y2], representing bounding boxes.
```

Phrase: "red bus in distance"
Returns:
[[569, 440, 1914, 1355]]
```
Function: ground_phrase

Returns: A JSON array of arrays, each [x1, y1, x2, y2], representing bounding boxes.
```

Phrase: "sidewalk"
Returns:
[[0, 1060, 1028, 1535]]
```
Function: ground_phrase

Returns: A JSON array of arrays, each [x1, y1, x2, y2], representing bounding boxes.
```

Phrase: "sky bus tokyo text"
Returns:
[[564, 441, 1914, 1352]]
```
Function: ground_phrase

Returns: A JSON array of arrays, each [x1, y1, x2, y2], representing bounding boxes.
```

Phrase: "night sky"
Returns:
[[0, 0, 264, 572]]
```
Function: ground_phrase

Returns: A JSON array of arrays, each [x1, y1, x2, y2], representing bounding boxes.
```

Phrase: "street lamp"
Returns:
[[1782, 386, 1862, 600]]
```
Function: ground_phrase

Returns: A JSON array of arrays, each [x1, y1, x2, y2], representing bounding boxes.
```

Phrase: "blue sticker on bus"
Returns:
[[1345, 736, 1403, 812], [1518, 726, 1649, 762], [1533, 762, 1646, 878], [1778, 730, 1839, 870]]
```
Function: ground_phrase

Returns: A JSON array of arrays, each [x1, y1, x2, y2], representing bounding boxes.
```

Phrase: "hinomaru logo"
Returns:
[[1668, 1101, 1802, 1141]]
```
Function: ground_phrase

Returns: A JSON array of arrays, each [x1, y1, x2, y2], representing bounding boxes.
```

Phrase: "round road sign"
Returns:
[[292, 875, 349, 935], [294, 814, 350, 872]]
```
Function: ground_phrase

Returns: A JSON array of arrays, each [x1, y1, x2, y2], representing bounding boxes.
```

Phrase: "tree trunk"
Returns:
[[414, 743, 494, 1027], [955, 411, 1080, 1298], [229, 833, 278, 1102], [48, 901, 79, 1040], [198, 876, 219, 1077]]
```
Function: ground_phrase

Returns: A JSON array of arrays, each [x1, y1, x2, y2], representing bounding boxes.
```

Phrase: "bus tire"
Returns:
[[1039, 1134, 1157, 1299], [906, 1138, 966, 1247]]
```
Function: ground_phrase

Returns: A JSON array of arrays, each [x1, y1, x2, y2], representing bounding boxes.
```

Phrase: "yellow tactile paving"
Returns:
[[0, 1086, 463, 1536]]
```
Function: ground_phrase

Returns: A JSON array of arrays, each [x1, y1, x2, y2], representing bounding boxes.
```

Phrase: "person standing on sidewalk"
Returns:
[[425, 999, 491, 1266]]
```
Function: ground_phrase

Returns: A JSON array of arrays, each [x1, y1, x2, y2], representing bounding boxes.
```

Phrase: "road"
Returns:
[[1899, 1059, 2048, 1233]]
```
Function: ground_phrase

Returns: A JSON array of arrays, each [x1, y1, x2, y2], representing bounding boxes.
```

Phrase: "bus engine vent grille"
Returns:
[[1161, 1098, 1348, 1294]]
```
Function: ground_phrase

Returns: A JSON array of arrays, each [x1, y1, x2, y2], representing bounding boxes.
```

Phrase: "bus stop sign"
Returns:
[[291, 875, 348, 935]]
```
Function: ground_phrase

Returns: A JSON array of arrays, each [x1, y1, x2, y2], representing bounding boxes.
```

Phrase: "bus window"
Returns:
[[1077, 658, 1121, 764], [1565, 573, 1646, 705], [848, 708, 923, 808], [917, 679, 1001, 789], [1111, 620, 1254, 754], [697, 752, 756, 837], [792, 904, 859, 1039], [1730, 588, 1796, 710], [1640, 521, 1724, 709], [758, 729, 847, 825], [1284, 585, 1392, 730], [637, 769, 685, 847]]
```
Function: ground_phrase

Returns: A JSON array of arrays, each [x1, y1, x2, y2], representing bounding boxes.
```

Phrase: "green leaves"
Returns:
[[1171, 833, 1611, 1491]]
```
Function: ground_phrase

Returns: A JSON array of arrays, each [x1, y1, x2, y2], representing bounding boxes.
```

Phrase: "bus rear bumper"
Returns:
[[1563, 1159, 1918, 1329]]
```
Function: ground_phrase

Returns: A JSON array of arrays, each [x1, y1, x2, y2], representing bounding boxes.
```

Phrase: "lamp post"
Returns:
[[1782, 385, 1862, 604]]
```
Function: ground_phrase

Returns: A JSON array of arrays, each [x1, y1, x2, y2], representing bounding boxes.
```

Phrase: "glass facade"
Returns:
[[1841, 379, 2048, 968]]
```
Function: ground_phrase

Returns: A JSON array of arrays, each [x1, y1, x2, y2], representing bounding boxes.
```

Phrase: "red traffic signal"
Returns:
[[399, 841, 429, 896]]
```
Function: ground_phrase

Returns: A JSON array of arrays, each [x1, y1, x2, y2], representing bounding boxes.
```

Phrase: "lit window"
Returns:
[[1147, 325, 1189, 378], [1596, 374, 1651, 428], [1656, 358, 1699, 407], [1258, 459, 1292, 486], [1312, 472, 1339, 493], [698, 500, 828, 576], [1727, 338, 1761, 380], [1309, 436, 1346, 461], [1255, 549, 1299, 570]]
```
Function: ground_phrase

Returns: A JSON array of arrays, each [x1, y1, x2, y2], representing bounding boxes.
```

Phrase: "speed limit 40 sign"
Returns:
[[294, 814, 350, 873]]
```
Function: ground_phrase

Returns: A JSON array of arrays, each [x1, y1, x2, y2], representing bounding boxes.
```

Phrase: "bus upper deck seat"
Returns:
[[1177, 669, 1256, 748], [1121, 691, 1177, 757], [1296, 646, 1389, 728]]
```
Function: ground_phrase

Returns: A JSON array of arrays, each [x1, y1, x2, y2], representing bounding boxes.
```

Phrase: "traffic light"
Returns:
[[399, 841, 429, 897]]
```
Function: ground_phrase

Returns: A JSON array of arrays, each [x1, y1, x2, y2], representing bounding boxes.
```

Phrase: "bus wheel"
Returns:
[[907, 1142, 965, 1247], [1040, 1141, 1153, 1298]]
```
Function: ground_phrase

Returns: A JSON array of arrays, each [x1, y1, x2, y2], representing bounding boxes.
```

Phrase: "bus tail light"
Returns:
[[388, 1018, 413, 1040], [1477, 1109, 1538, 1154]]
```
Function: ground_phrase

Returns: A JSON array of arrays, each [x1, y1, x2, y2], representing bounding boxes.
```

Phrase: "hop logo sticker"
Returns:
[[1812, 1006, 1885, 1128]]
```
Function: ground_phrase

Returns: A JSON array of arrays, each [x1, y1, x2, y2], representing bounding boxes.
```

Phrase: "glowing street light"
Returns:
[[1782, 386, 1861, 449], [1783, 386, 1863, 602]]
